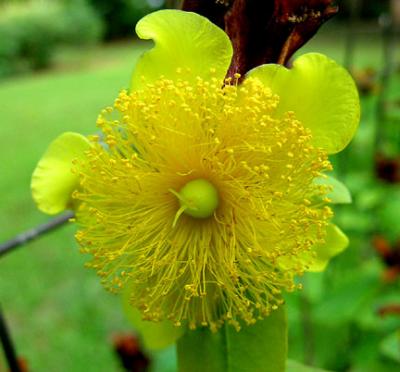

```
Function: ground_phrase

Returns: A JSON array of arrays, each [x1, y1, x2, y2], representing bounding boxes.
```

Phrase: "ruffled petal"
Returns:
[[131, 10, 233, 90], [245, 53, 360, 154], [308, 224, 349, 272], [31, 132, 90, 215], [122, 287, 184, 350]]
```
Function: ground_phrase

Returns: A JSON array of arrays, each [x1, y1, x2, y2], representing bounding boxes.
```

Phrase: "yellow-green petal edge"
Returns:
[[31, 132, 90, 215], [131, 9, 233, 90], [122, 286, 184, 350], [308, 224, 349, 272], [314, 175, 352, 204], [246, 53, 360, 154]]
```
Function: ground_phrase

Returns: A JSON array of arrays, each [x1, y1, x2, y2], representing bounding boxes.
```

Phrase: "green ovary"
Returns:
[[176, 179, 219, 219]]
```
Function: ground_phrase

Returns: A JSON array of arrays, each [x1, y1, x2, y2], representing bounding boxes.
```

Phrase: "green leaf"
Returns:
[[314, 176, 352, 204], [177, 307, 287, 372], [378, 190, 400, 240], [307, 224, 349, 272], [177, 326, 226, 372], [150, 346, 178, 372], [286, 359, 331, 371], [314, 265, 379, 324], [122, 286, 184, 350], [380, 331, 400, 363]]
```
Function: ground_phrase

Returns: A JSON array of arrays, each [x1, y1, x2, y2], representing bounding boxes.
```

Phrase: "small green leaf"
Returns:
[[307, 224, 349, 272], [314, 176, 352, 204], [177, 307, 287, 372]]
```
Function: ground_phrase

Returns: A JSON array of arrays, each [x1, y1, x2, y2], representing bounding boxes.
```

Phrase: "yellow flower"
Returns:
[[31, 10, 359, 338]]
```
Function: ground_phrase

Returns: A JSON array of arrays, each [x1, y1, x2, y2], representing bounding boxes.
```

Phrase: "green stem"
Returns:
[[177, 307, 288, 372]]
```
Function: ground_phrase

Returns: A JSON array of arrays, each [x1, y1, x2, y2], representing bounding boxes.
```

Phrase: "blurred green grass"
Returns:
[[0, 40, 148, 371], [0, 23, 400, 371]]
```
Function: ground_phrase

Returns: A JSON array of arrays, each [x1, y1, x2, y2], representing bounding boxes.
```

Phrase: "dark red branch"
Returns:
[[182, 0, 338, 76], [181, 0, 229, 29]]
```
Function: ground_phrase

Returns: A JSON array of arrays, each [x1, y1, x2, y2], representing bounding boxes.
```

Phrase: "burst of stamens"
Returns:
[[74, 71, 332, 331]]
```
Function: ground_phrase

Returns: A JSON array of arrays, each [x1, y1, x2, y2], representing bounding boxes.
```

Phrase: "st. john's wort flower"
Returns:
[[31, 10, 359, 334]]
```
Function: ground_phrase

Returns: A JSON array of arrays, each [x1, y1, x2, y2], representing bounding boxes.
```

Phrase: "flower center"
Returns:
[[170, 179, 219, 221]]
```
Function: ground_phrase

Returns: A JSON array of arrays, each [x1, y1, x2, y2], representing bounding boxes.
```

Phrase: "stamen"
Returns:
[[75, 74, 332, 330]]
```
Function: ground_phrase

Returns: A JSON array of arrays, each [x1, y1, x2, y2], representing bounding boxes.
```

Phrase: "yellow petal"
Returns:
[[245, 53, 360, 154], [31, 132, 90, 215], [131, 9, 233, 90], [308, 224, 349, 272]]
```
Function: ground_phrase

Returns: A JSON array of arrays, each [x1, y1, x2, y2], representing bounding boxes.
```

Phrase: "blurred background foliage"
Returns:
[[0, 0, 165, 78], [0, 0, 391, 80], [0, 0, 400, 371], [88, 0, 165, 40]]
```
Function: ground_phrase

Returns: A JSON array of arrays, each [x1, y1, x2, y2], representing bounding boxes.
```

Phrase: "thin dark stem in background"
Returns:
[[0, 211, 74, 258], [336, 0, 362, 180], [376, 14, 395, 154], [0, 306, 21, 372], [344, 0, 361, 71]]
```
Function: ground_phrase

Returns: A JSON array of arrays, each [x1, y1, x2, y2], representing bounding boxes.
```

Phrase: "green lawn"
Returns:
[[0, 24, 399, 372], [0, 40, 149, 372]]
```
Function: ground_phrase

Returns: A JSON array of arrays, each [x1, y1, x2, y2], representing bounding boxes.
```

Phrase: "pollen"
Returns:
[[75, 74, 332, 331]]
